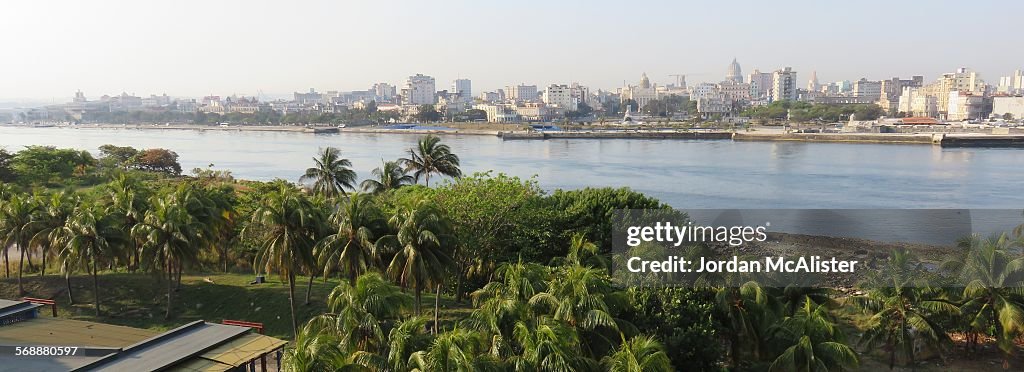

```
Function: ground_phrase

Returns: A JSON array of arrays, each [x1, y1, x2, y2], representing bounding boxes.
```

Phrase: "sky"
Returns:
[[2, 0, 1022, 103]]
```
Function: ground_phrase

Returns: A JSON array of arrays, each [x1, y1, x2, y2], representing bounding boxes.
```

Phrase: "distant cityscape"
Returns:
[[6, 60, 1024, 124]]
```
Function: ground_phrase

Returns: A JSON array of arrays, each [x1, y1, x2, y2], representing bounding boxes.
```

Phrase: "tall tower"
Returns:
[[726, 58, 743, 83], [807, 71, 819, 92]]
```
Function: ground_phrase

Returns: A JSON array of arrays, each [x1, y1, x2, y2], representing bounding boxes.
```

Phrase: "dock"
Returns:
[[499, 131, 734, 140]]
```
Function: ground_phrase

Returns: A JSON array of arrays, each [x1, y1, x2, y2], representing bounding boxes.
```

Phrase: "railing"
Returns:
[[222, 319, 264, 334], [22, 297, 57, 317]]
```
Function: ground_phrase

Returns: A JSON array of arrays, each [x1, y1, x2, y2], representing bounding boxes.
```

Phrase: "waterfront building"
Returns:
[[294, 88, 324, 105], [897, 87, 938, 118], [878, 76, 924, 114], [504, 84, 539, 102], [946, 91, 988, 121], [402, 74, 436, 105], [620, 73, 659, 109], [746, 69, 773, 101], [542, 84, 579, 111], [992, 96, 1024, 119], [473, 103, 519, 123], [996, 70, 1024, 94], [452, 79, 472, 101], [853, 78, 883, 101], [771, 67, 798, 102], [697, 95, 730, 117], [726, 58, 743, 83], [372, 83, 397, 103], [718, 80, 751, 104]]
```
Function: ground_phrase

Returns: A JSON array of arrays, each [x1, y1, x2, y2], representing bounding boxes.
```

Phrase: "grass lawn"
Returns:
[[0, 271, 473, 340]]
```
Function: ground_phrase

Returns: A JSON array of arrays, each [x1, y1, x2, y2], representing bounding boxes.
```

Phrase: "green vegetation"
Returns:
[[743, 101, 886, 123], [3, 136, 1024, 371]]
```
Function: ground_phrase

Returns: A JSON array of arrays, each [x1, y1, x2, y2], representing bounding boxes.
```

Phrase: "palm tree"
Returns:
[[360, 160, 415, 194], [132, 191, 205, 319], [851, 250, 958, 369], [408, 327, 500, 372], [378, 201, 455, 315], [60, 203, 125, 315], [30, 191, 77, 277], [0, 193, 40, 295], [509, 318, 590, 371], [105, 174, 149, 272], [528, 263, 622, 358], [768, 298, 858, 372], [601, 335, 673, 372], [316, 193, 387, 284], [308, 272, 412, 354], [715, 281, 771, 367], [246, 181, 327, 338], [300, 147, 357, 198], [400, 135, 462, 187], [951, 234, 1024, 366]]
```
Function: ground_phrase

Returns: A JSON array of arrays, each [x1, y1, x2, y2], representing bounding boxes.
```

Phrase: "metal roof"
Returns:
[[0, 300, 286, 372], [75, 321, 250, 371]]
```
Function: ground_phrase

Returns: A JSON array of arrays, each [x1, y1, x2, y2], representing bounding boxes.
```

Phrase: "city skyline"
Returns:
[[3, 0, 1023, 101]]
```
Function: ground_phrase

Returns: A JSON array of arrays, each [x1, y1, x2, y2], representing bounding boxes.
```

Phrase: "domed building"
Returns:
[[620, 72, 659, 110], [726, 58, 743, 83]]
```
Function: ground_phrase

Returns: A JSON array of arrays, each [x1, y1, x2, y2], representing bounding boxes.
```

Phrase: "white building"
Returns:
[[946, 91, 986, 121], [372, 83, 397, 102], [771, 67, 798, 102], [452, 79, 472, 101], [542, 84, 579, 111], [992, 96, 1024, 119], [997, 70, 1024, 94], [897, 87, 937, 118], [688, 82, 719, 100], [853, 79, 883, 101], [504, 84, 538, 102], [401, 74, 436, 106]]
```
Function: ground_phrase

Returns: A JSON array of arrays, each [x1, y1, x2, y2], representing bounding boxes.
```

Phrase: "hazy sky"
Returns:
[[3, 0, 1022, 102]]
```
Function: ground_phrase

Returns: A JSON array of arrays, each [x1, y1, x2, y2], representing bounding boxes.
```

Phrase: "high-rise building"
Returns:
[[401, 74, 436, 106], [746, 69, 774, 101], [726, 58, 743, 83], [771, 67, 797, 102], [452, 79, 472, 101]]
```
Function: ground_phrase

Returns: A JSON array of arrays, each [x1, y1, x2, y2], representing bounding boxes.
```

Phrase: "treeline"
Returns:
[[742, 101, 886, 122]]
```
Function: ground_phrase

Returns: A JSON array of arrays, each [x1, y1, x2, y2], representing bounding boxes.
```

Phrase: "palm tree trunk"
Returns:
[[433, 284, 441, 335], [92, 258, 100, 316], [288, 272, 298, 339], [40, 244, 46, 277], [455, 259, 465, 303], [64, 261, 74, 304], [175, 259, 182, 291], [425, 173, 430, 188], [4, 248, 9, 278], [18, 242, 26, 296], [304, 274, 315, 305], [414, 283, 422, 316], [165, 256, 174, 320]]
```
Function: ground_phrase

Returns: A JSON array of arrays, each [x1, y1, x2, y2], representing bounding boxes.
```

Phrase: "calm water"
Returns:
[[2, 126, 1024, 209]]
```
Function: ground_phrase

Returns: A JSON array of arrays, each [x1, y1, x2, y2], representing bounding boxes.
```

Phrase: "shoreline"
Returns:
[[6, 124, 1024, 147]]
